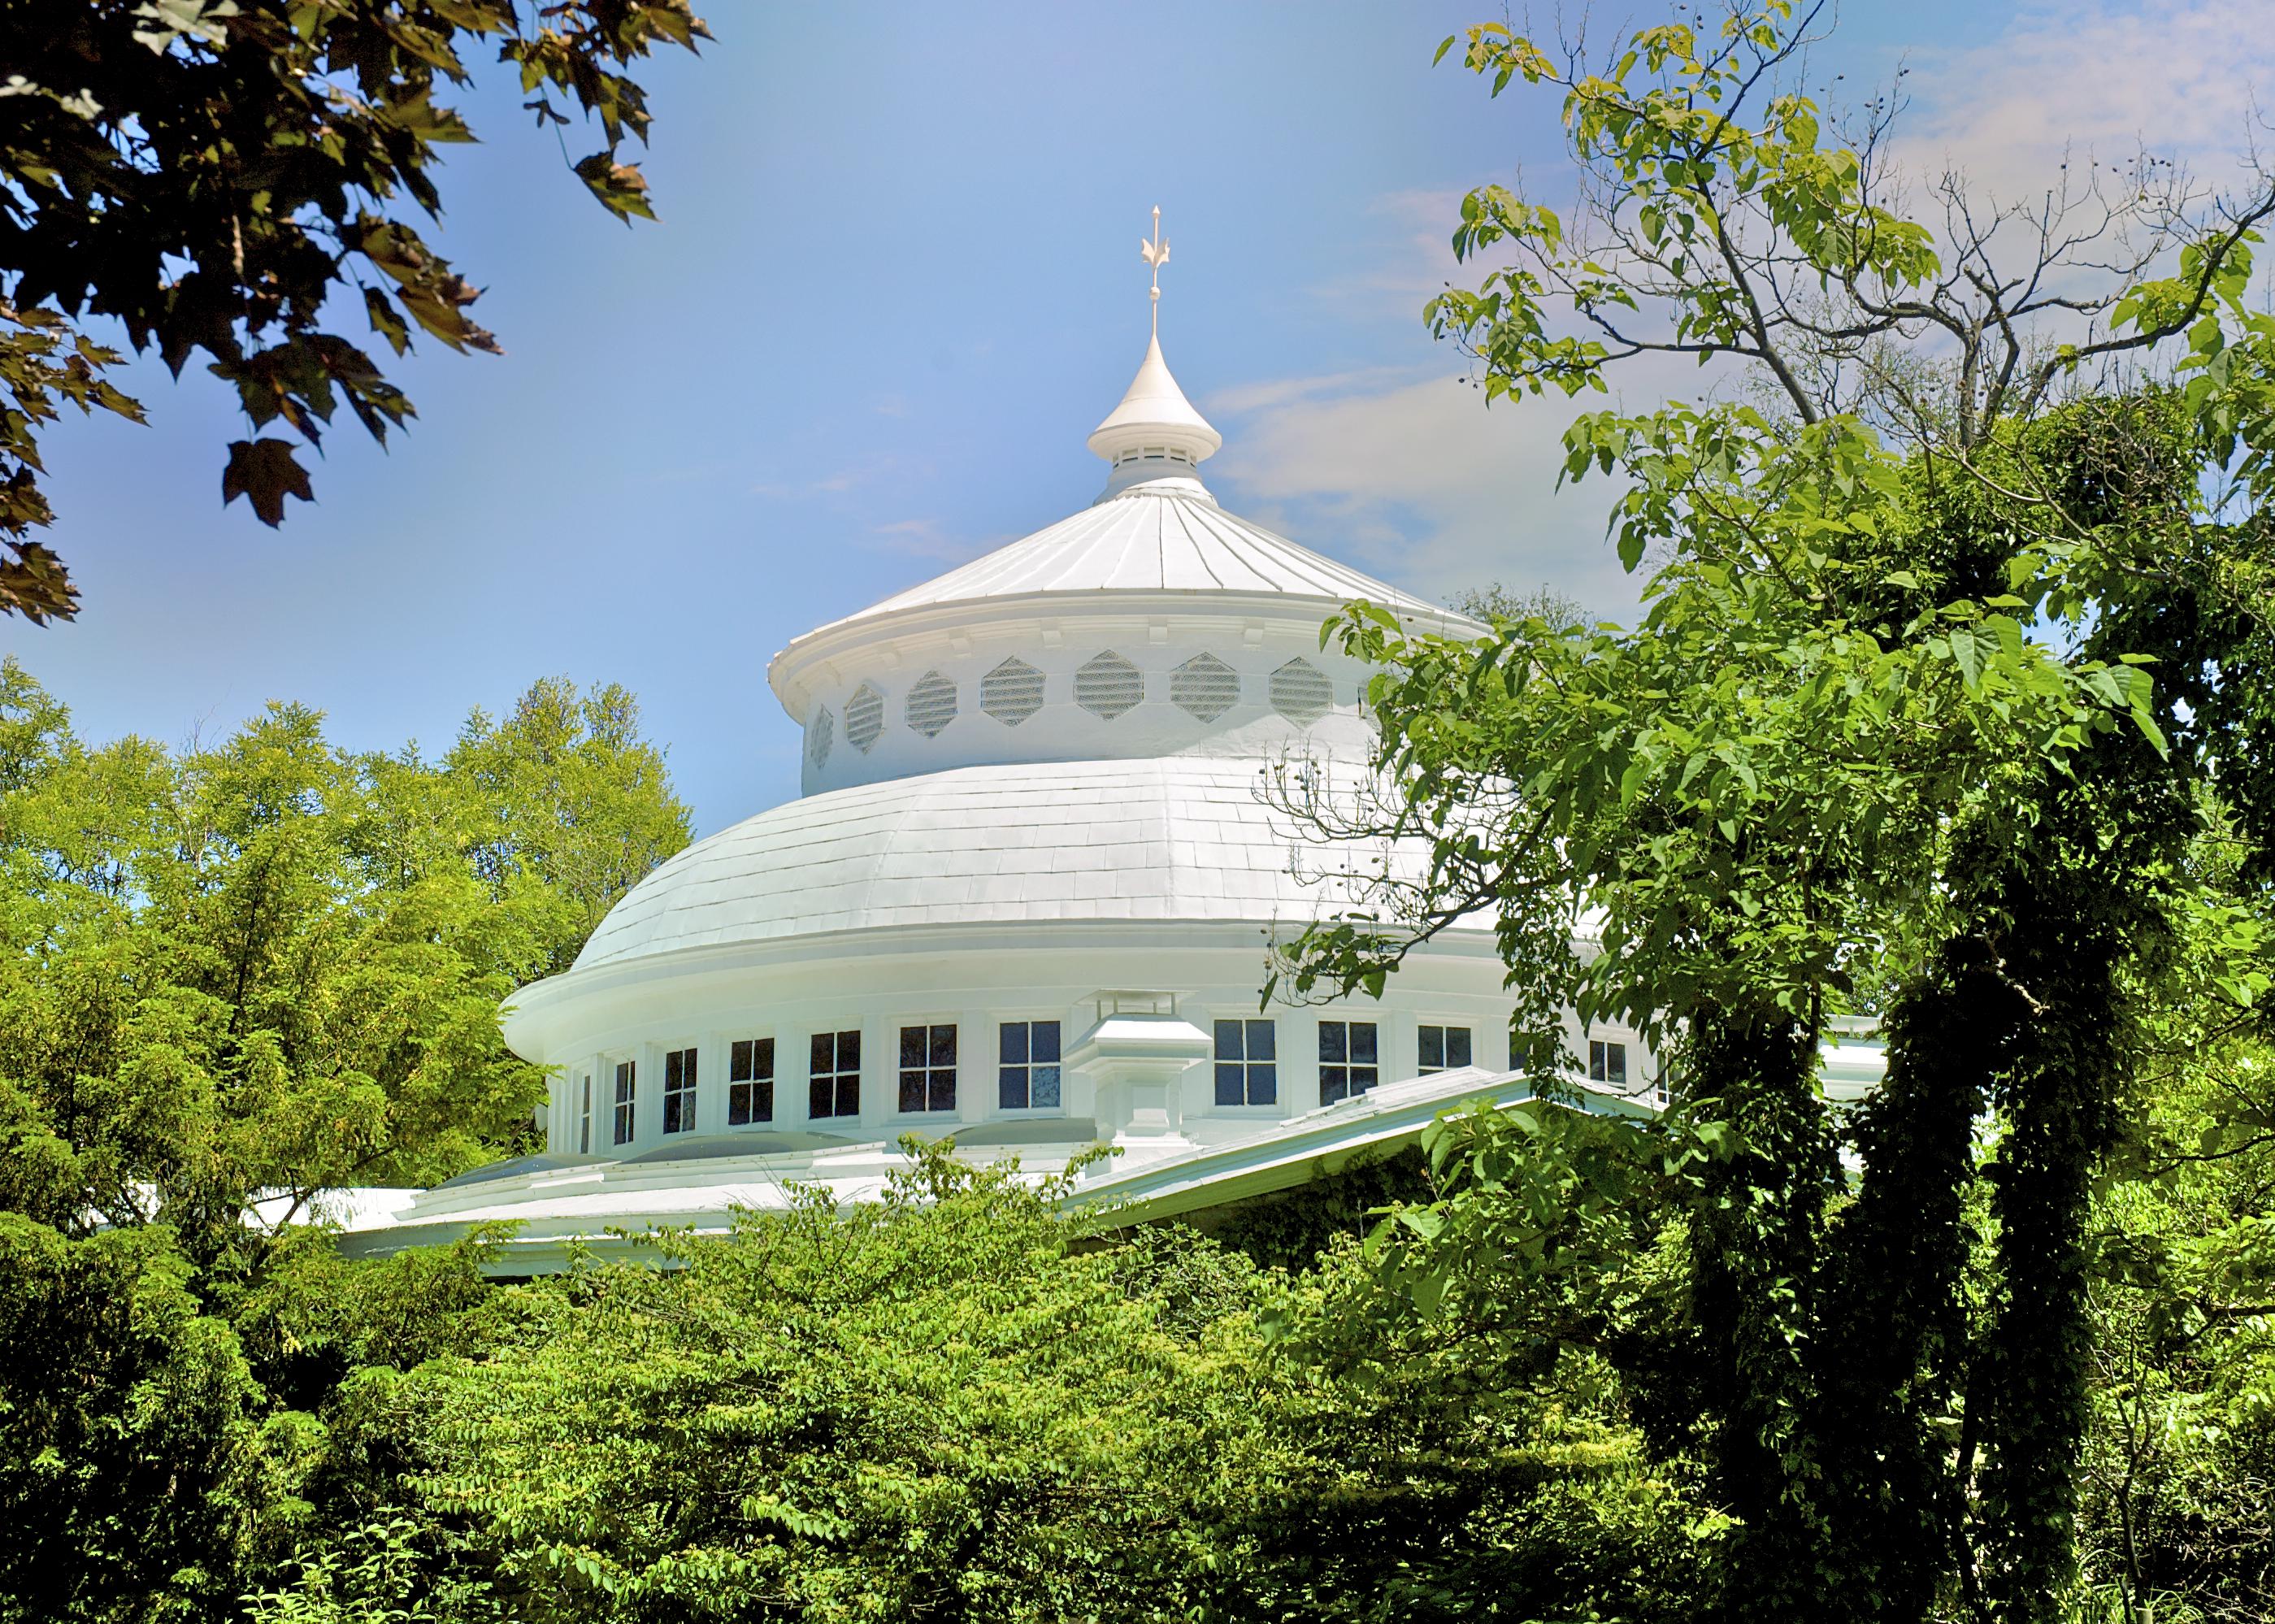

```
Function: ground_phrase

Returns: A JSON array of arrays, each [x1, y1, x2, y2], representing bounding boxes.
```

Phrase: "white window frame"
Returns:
[[996, 1017, 1064, 1112], [1318, 1018, 1380, 1105], [727, 1034, 777, 1127], [1211, 1016, 1279, 1109], [1417, 1022, 1475, 1075], [895, 1019, 960, 1116], [807, 1027, 862, 1122], [610, 1057, 637, 1147], [662, 1044, 699, 1135]]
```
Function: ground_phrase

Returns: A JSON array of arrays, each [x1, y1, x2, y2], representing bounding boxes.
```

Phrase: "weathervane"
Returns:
[[1140, 204, 1170, 338]]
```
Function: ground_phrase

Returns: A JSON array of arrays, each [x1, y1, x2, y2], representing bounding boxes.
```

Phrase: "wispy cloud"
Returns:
[[749, 451, 918, 502], [865, 517, 1002, 565], [1894, 0, 2273, 202], [1204, 363, 1682, 620]]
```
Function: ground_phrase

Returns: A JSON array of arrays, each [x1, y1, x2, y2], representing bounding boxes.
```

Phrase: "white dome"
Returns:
[[797, 480, 1448, 640], [573, 756, 1406, 972]]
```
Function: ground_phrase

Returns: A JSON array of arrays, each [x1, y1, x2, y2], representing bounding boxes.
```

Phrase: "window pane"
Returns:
[[1214, 1063, 1244, 1105], [1250, 1062, 1277, 1104], [731, 1040, 753, 1082], [812, 1032, 835, 1076], [901, 1027, 925, 1068], [1350, 1023, 1377, 1064], [840, 1030, 859, 1070], [810, 1075, 833, 1119], [1000, 1022, 1027, 1065], [1353, 1066, 1378, 1092], [899, 1071, 925, 1113], [1608, 1043, 1627, 1086], [1319, 1023, 1347, 1063], [1032, 1065, 1061, 1109], [1322, 1067, 1347, 1105], [751, 1080, 773, 1122], [999, 1066, 1029, 1110], [1247, 1020, 1276, 1061], [1419, 1026, 1444, 1070], [1032, 1022, 1060, 1063], [1214, 1019, 1244, 1061], [836, 1075, 859, 1116], [1448, 1027, 1472, 1068], [931, 1026, 957, 1068], [931, 1070, 956, 1112]]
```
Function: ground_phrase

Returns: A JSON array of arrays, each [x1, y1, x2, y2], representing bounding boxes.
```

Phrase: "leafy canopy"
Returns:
[[0, 0, 709, 622]]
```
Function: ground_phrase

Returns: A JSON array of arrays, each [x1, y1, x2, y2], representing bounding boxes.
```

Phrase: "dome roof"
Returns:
[[799, 480, 1448, 640], [571, 756, 1416, 972], [1087, 332, 1222, 466]]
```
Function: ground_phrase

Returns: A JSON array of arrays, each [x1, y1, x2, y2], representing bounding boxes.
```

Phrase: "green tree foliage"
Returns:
[[0, 658, 688, 1621], [1271, 6, 2275, 1620], [271, 1144, 1714, 1624], [0, 0, 710, 623]]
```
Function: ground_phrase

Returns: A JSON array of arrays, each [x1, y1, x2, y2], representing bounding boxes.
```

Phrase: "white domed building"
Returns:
[[339, 253, 1676, 1272]]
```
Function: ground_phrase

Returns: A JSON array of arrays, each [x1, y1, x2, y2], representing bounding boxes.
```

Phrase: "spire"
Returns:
[[1087, 206, 1222, 497]]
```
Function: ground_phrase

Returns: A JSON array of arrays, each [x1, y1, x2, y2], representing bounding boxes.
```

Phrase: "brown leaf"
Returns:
[[222, 438, 315, 527], [574, 151, 655, 224]]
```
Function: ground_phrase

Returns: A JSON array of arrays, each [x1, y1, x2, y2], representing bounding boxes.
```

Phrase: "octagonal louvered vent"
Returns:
[[905, 671, 957, 738], [844, 683, 884, 753], [1075, 651, 1144, 720], [1170, 652, 1240, 722], [1270, 658, 1334, 725], [806, 707, 834, 767], [980, 657, 1044, 726]]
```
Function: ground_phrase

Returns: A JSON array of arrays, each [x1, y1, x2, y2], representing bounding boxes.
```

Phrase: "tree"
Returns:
[[1275, 6, 2275, 1620], [0, 659, 689, 1621], [276, 1144, 1714, 1624], [0, 0, 710, 623]]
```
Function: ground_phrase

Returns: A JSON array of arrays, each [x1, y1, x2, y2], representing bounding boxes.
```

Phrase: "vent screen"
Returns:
[[905, 671, 957, 738], [1270, 658, 1334, 725], [844, 683, 884, 753], [980, 657, 1045, 725], [1170, 652, 1240, 722], [806, 707, 834, 767], [1075, 651, 1144, 719]]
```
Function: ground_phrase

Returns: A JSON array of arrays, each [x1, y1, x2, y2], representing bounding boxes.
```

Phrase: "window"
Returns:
[[1075, 650, 1143, 719], [1590, 1039, 1628, 1088], [809, 1030, 860, 1119], [729, 1038, 775, 1126], [611, 1059, 636, 1146], [899, 1024, 957, 1113], [998, 1020, 1062, 1109], [1170, 652, 1240, 722], [1213, 1018, 1277, 1106], [577, 1073, 592, 1154], [806, 707, 832, 767], [662, 1046, 698, 1135], [844, 682, 884, 752], [1318, 1020, 1379, 1105], [906, 671, 957, 737], [1270, 657, 1334, 724], [1418, 1024, 1473, 1075], [980, 657, 1045, 725]]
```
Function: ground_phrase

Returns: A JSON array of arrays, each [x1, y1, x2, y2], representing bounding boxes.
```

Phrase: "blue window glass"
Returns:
[[999, 1020, 1062, 1109], [1213, 1018, 1276, 1106]]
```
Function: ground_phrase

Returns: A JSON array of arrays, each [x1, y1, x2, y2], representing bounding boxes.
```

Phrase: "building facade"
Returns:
[[336, 293, 1669, 1270]]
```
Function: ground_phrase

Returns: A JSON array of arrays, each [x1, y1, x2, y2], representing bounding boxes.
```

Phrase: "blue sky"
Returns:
[[8, 0, 2264, 833]]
